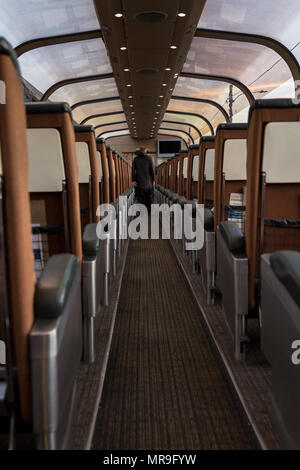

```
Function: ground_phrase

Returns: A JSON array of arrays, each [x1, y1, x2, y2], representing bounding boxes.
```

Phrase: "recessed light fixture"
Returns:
[[131, 111, 135, 114], [178, 12, 186, 17], [174, 74, 178, 78], [115, 12, 123, 17], [126, 84, 132, 87], [124, 68, 130, 72], [120, 46, 127, 51], [157, 104, 161, 107], [128, 95, 133, 99], [165, 67, 171, 71], [170, 88, 173, 91], [155, 111, 159, 114], [170, 45, 177, 49], [159, 95, 164, 98], [130, 104, 133, 107], [162, 83, 167, 87]]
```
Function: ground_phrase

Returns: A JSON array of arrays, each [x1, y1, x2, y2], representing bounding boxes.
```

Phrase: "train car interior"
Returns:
[[0, 0, 300, 452]]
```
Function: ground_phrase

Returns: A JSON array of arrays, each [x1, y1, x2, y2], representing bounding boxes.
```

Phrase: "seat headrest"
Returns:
[[0, 37, 21, 78], [26, 102, 72, 116], [189, 144, 200, 150], [97, 138, 105, 144], [217, 123, 248, 132], [180, 149, 188, 154], [74, 124, 94, 133], [248, 98, 300, 123], [200, 136, 216, 143], [106, 146, 111, 151]]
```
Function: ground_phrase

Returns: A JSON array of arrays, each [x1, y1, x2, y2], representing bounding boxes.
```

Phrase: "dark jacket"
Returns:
[[132, 152, 155, 189]]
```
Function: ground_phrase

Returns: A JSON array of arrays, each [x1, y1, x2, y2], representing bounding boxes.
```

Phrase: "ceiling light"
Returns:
[[162, 83, 167, 86], [155, 112, 159, 114], [131, 111, 135, 114], [115, 12, 123, 18], [124, 68, 130, 72], [128, 95, 133, 99], [178, 12, 186, 17], [174, 74, 178, 78], [165, 67, 171, 71], [157, 104, 161, 107], [159, 95, 164, 98], [170, 88, 173, 91], [170, 45, 177, 49], [126, 84, 132, 87], [120, 46, 127, 51]]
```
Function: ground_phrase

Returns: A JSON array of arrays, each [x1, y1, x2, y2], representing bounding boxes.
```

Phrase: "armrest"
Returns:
[[204, 209, 214, 231], [219, 221, 245, 255], [270, 251, 300, 308], [82, 223, 100, 257], [34, 254, 80, 319]]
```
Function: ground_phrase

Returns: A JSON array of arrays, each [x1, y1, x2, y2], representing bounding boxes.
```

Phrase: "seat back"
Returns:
[[189, 145, 200, 199], [246, 99, 300, 309], [26, 103, 82, 263], [96, 148, 103, 203], [74, 125, 99, 226], [75, 134, 92, 231], [177, 150, 188, 195], [97, 138, 110, 204], [0, 38, 35, 422], [182, 155, 188, 196], [213, 124, 248, 231], [27, 126, 66, 273], [176, 157, 182, 194], [198, 137, 216, 206], [106, 146, 116, 203], [166, 159, 170, 189], [113, 151, 120, 199], [170, 154, 179, 193], [118, 156, 123, 195]]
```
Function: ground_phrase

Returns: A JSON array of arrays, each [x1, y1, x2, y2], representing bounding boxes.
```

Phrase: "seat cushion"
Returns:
[[270, 251, 300, 308]]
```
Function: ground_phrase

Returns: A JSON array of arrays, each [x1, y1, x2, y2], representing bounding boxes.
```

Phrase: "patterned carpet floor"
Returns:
[[92, 237, 259, 450]]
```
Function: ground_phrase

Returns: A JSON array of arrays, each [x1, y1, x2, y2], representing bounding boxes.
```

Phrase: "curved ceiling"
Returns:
[[1, 0, 300, 142]]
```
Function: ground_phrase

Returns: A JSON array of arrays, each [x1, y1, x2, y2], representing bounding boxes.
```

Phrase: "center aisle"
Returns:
[[92, 237, 258, 450]]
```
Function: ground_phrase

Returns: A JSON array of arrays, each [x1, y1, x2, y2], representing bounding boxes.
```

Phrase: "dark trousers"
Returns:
[[135, 186, 154, 213]]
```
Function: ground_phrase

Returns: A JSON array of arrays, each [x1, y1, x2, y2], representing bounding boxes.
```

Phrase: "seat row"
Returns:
[[0, 38, 133, 449], [156, 100, 300, 448]]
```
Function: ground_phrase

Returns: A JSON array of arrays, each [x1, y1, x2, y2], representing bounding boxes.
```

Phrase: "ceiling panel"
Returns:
[[164, 112, 204, 131], [96, 122, 128, 137], [87, 112, 126, 127], [160, 122, 196, 142], [101, 129, 130, 139], [72, 99, 123, 124], [199, 0, 300, 52], [174, 77, 241, 114], [168, 98, 226, 133], [94, 0, 206, 138], [51, 78, 118, 105], [0, 0, 99, 47], [19, 38, 112, 93], [161, 120, 199, 141], [183, 37, 292, 93]]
